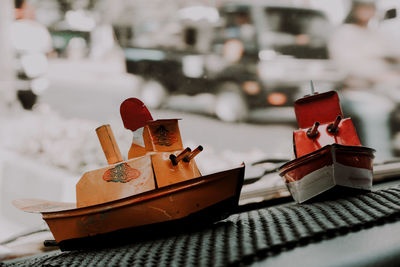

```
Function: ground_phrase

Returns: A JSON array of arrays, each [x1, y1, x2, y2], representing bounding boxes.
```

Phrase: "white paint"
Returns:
[[287, 165, 335, 203], [287, 162, 373, 203]]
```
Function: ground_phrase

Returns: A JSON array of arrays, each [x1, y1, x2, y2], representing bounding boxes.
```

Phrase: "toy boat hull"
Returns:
[[14, 165, 244, 247], [279, 144, 374, 203]]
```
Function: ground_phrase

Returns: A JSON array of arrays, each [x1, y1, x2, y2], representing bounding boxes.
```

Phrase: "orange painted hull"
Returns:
[[38, 165, 244, 244]]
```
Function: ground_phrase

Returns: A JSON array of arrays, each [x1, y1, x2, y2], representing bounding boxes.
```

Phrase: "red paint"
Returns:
[[120, 98, 153, 131], [294, 118, 361, 158], [280, 145, 374, 182], [294, 91, 342, 128], [280, 145, 333, 182], [335, 147, 374, 170]]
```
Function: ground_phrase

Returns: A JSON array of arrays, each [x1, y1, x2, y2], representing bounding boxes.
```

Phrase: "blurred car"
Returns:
[[49, 28, 90, 58], [122, 1, 344, 122], [48, 9, 95, 58]]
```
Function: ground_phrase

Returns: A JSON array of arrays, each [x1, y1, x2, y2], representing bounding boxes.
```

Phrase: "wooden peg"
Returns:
[[307, 121, 320, 138], [170, 147, 191, 165], [183, 145, 203, 162], [328, 115, 342, 133], [96, 124, 123, 165]]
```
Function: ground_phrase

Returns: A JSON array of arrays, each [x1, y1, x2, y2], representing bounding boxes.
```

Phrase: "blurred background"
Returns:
[[1, 0, 400, 248]]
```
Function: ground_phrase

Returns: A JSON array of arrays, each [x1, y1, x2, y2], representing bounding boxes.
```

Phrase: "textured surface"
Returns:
[[3, 186, 400, 267]]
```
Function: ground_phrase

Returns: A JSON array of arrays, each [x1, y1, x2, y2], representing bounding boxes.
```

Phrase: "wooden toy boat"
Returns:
[[13, 98, 244, 249], [278, 86, 375, 203]]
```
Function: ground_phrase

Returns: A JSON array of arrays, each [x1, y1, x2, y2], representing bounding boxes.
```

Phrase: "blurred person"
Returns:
[[329, 0, 400, 87], [329, 0, 400, 160], [11, 0, 52, 110]]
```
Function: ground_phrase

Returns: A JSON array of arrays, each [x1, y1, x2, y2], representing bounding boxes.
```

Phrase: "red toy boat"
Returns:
[[279, 88, 375, 203]]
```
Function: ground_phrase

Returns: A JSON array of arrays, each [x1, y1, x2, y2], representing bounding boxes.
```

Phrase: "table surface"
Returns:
[[3, 180, 400, 267]]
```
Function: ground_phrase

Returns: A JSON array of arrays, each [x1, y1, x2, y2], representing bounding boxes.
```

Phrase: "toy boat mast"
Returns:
[[310, 80, 315, 95], [96, 124, 123, 165]]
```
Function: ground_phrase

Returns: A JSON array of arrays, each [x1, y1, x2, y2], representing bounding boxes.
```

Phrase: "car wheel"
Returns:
[[140, 79, 168, 109], [215, 82, 248, 122]]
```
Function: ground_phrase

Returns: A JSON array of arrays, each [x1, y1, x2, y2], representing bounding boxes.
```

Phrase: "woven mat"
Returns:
[[3, 186, 400, 267]]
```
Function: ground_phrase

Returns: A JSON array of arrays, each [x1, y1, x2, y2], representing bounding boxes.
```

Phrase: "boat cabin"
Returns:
[[76, 119, 200, 208], [293, 91, 362, 158]]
